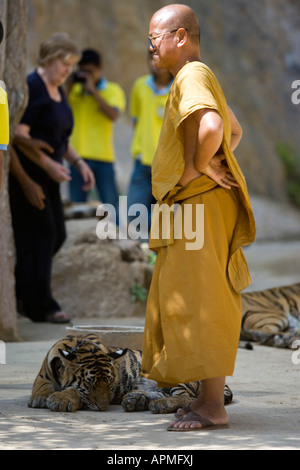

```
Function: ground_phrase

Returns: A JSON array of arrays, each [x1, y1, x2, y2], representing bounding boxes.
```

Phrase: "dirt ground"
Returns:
[[0, 241, 300, 450]]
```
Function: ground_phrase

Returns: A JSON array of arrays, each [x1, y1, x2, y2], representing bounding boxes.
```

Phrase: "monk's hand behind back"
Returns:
[[203, 155, 239, 189]]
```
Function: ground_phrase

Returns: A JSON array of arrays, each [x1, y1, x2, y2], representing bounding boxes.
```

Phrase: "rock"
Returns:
[[119, 239, 148, 263], [52, 220, 153, 319], [64, 202, 99, 220]]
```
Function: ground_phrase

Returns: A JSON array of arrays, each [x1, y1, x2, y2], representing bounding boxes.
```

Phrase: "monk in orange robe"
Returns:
[[141, 4, 256, 431]]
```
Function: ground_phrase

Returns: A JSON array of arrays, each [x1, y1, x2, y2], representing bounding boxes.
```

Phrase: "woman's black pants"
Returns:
[[9, 176, 66, 322]]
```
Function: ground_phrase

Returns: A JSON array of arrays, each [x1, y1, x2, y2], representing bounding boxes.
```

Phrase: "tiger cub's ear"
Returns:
[[58, 349, 77, 362], [108, 349, 129, 361]]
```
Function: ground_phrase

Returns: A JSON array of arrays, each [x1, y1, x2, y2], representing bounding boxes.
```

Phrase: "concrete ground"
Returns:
[[0, 240, 300, 450]]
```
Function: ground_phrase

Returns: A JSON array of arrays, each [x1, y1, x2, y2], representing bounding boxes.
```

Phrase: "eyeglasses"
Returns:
[[148, 29, 185, 49]]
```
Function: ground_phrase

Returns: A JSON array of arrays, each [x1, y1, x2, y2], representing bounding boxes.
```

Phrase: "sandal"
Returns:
[[45, 311, 71, 324], [174, 402, 193, 418]]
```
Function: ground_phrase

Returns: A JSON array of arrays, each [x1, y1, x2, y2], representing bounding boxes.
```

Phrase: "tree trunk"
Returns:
[[0, 0, 28, 341]]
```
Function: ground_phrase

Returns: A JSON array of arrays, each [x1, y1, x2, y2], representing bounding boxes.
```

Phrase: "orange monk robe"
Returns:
[[141, 62, 256, 387]]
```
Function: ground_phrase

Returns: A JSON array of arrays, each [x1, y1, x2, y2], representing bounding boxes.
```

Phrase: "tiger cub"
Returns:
[[241, 283, 300, 348], [28, 334, 233, 413]]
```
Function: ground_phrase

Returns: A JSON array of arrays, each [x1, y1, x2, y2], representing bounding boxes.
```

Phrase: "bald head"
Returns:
[[152, 4, 200, 45]]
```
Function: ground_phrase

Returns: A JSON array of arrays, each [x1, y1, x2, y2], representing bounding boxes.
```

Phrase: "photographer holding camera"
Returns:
[[69, 49, 126, 218], [0, 20, 9, 193]]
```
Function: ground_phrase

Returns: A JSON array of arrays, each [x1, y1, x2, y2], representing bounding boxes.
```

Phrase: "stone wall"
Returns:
[[27, 0, 300, 200]]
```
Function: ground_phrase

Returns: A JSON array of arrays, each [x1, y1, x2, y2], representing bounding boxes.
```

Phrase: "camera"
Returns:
[[72, 71, 87, 84]]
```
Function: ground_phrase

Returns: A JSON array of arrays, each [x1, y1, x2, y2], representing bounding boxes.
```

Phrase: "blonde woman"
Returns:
[[10, 33, 95, 323]]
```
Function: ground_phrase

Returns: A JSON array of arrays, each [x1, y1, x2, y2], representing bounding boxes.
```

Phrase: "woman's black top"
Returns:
[[15, 70, 74, 184]]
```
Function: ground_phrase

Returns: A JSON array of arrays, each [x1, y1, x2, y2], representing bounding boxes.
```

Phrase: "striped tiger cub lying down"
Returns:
[[28, 283, 300, 412], [241, 283, 300, 348], [28, 334, 233, 413]]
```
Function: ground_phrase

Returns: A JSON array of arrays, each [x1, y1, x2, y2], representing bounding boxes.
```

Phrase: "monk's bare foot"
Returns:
[[175, 388, 206, 418], [169, 401, 228, 431]]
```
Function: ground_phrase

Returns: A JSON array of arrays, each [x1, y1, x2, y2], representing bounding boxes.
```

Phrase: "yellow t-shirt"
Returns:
[[69, 79, 126, 162], [0, 81, 9, 150], [130, 75, 172, 166]]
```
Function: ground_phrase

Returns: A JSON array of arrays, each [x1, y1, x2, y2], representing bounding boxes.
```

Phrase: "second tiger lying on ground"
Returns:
[[28, 334, 233, 413], [241, 282, 300, 348]]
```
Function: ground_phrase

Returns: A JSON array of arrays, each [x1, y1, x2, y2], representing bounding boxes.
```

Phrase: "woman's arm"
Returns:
[[64, 143, 95, 192], [10, 146, 46, 210], [13, 124, 71, 183]]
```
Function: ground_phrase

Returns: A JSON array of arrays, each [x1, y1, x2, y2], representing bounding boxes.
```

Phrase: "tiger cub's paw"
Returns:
[[122, 391, 150, 412], [46, 390, 81, 412], [28, 395, 48, 409], [148, 398, 175, 414]]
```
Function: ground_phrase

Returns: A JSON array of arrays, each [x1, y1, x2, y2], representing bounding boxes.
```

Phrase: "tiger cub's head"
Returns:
[[49, 334, 127, 411]]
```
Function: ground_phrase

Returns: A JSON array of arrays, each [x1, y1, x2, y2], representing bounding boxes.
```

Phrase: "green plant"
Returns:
[[130, 283, 148, 303], [276, 142, 300, 207], [147, 250, 157, 266]]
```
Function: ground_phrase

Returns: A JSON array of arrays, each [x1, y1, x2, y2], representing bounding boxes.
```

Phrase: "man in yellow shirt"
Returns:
[[141, 4, 256, 431], [69, 49, 126, 218], [127, 51, 173, 236], [0, 20, 9, 192]]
